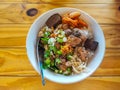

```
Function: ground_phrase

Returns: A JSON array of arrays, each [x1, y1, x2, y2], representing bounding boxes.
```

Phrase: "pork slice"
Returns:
[[64, 29, 72, 36], [67, 35, 82, 47], [59, 64, 67, 71], [77, 47, 88, 62], [55, 42, 61, 49]]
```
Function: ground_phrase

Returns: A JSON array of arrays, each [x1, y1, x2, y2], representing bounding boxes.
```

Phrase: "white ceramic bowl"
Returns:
[[26, 7, 105, 84]]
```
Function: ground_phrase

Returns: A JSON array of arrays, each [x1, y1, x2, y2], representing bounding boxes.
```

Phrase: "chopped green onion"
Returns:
[[44, 50, 50, 58], [56, 38, 63, 43], [55, 69, 59, 73], [49, 45, 57, 53], [59, 29, 65, 35], [47, 64, 50, 68], [44, 58, 51, 65], [55, 58, 61, 64], [44, 31, 50, 37], [50, 61, 54, 66], [67, 67, 71, 71], [48, 38, 56, 46], [67, 54, 72, 60], [60, 46, 63, 49], [42, 63, 48, 69], [41, 37, 49, 44], [44, 54, 48, 58], [58, 34, 64, 38], [57, 50, 62, 55], [63, 67, 72, 75], [59, 70, 63, 74]]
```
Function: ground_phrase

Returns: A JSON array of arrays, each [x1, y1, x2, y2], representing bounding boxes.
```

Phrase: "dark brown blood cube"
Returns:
[[84, 39, 98, 51], [46, 13, 62, 28]]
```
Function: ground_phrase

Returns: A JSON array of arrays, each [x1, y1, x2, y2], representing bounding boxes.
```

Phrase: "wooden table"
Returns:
[[0, 0, 120, 90]]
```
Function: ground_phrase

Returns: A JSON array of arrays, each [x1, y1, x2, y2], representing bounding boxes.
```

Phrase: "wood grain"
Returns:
[[102, 25, 120, 48], [0, 0, 120, 3], [93, 48, 120, 76], [0, 48, 119, 76], [0, 48, 36, 75], [0, 0, 41, 3], [0, 76, 119, 90], [41, 0, 120, 3], [0, 24, 120, 48], [0, 24, 28, 47], [0, 3, 120, 24]]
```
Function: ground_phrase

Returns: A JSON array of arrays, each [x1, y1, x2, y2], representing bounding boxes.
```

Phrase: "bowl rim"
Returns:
[[26, 7, 106, 84]]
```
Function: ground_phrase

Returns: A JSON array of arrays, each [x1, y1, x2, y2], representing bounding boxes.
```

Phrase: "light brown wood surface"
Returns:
[[0, 3, 120, 24], [0, 0, 120, 90], [0, 77, 119, 90], [0, 0, 120, 3]]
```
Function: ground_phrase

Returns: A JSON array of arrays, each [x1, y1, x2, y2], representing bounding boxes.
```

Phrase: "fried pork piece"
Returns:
[[62, 24, 69, 30], [55, 42, 61, 49], [59, 64, 67, 71], [80, 35, 87, 46], [67, 35, 82, 47], [75, 47, 89, 62], [64, 29, 72, 36]]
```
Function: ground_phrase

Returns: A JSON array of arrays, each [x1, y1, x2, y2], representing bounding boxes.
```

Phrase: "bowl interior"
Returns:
[[26, 7, 105, 84]]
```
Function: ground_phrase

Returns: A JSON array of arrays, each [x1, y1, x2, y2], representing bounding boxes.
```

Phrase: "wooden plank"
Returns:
[[0, 48, 36, 75], [0, 48, 119, 76], [0, 24, 120, 48], [41, 0, 120, 4], [0, 0, 120, 3], [93, 48, 120, 76], [0, 24, 28, 47], [0, 76, 119, 90], [102, 25, 120, 48], [0, 4, 120, 24], [0, 0, 22, 2], [0, 0, 41, 3]]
